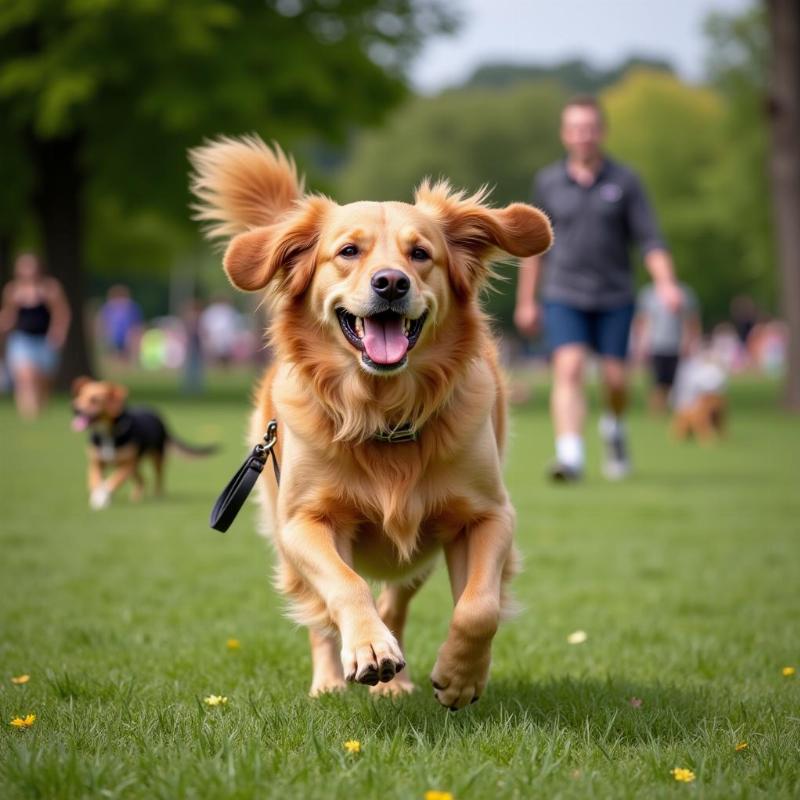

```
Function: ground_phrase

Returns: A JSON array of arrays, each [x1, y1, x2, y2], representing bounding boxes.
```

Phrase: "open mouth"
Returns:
[[336, 308, 427, 371], [71, 410, 96, 432]]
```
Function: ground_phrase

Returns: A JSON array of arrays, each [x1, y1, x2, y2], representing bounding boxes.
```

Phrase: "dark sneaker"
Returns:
[[601, 423, 631, 480], [547, 462, 583, 483]]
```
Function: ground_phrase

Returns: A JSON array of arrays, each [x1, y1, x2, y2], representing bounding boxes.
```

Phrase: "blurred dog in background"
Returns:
[[670, 354, 728, 442], [71, 377, 216, 509]]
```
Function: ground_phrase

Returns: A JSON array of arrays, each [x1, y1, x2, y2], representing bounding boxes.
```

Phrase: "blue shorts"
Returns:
[[6, 331, 59, 375], [543, 301, 634, 360]]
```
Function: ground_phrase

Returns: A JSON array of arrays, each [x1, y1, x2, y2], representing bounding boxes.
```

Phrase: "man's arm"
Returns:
[[514, 255, 542, 336], [643, 249, 682, 313], [626, 172, 682, 313]]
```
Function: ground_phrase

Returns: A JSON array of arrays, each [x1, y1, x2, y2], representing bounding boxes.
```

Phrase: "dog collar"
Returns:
[[371, 423, 418, 443]]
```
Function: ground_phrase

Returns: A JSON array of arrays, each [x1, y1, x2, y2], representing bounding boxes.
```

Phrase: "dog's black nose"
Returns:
[[371, 269, 410, 301]]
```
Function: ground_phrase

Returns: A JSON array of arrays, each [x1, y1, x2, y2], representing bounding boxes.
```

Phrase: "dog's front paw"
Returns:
[[89, 485, 111, 510], [430, 638, 491, 710], [340, 624, 405, 686]]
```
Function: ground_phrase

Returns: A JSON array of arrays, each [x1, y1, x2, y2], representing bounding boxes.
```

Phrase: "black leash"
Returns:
[[209, 420, 280, 533]]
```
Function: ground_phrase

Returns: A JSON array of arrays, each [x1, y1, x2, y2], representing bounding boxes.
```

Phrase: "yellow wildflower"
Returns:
[[424, 792, 454, 800], [671, 767, 696, 783], [782, 666, 795, 677], [567, 630, 587, 645], [11, 675, 30, 685], [10, 714, 36, 729], [735, 742, 748, 752], [203, 694, 228, 706], [343, 739, 361, 754], [226, 638, 241, 650]]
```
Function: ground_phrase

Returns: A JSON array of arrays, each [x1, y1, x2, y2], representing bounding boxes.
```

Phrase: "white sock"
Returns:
[[600, 413, 623, 439], [556, 434, 584, 469]]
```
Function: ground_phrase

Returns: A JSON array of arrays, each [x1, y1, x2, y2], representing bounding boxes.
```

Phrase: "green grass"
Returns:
[[1, 371, 799, 799]]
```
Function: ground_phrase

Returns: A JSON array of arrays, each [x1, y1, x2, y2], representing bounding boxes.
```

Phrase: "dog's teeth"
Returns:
[[403, 318, 410, 335], [355, 317, 364, 338]]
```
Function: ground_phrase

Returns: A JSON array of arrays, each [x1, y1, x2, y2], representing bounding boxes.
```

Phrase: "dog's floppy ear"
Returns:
[[223, 196, 330, 295], [71, 375, 92, 397], [415, 180, 552, 297], [104, 383, 128, 418]]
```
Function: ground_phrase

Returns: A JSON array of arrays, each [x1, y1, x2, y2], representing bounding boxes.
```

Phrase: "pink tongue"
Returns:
[[362, 315, 409, 365], [71, 416, 89, 432]]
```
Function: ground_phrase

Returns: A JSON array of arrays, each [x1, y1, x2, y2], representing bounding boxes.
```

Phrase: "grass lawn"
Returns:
[[1, 371, 799, 799]]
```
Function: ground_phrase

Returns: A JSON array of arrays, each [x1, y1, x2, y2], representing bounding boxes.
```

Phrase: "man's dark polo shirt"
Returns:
[[532, 158, 666, 310]]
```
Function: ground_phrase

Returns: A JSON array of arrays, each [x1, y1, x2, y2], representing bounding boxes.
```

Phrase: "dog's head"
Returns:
[[71, 377, 128, 431], [190, 137, 552, 379]]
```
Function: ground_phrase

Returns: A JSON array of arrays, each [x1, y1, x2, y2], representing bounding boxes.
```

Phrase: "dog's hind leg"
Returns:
[[131, 467, 145, 502], [370, 571, 432, 697], [151, 451, 165, 496], [309, 628, 346, 697]]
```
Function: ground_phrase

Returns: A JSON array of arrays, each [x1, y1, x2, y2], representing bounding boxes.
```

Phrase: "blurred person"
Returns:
[[0, 253, 71, 419], [633, 282, 701, 414], [747, 318, 787, 377], [730, 294, 759, 346], [199, 293, 241, 366], [98, 284, 143, 361], [182, 297, 204, 395], [514, 95, 682, 481], [709, 322, 744, 373]]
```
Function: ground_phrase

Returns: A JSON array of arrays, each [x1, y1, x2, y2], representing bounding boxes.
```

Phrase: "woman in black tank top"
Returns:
[[0, 253, 71, 419]]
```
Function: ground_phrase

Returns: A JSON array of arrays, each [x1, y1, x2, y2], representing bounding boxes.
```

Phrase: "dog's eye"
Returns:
[[410, 247, 430, 262], [338, 244, 360, 259]]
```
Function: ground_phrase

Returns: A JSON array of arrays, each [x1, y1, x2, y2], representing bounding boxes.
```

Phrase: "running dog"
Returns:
[[190, 136, 552, 708], [71, 377, 216, 509]]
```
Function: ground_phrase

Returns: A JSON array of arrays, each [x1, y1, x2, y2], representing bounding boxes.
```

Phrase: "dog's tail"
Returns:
[[168, 435, 219, 458], [189, 135, 304, 241]]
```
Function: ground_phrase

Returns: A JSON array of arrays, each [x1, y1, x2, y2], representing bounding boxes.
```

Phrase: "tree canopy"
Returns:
[[0, 0, 455, 378]]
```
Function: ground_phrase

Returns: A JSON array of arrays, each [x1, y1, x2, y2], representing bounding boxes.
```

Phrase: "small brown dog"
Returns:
[[670, 356, 728, 442], [190, 136, 552, 708], [71, 377, 215, 509]]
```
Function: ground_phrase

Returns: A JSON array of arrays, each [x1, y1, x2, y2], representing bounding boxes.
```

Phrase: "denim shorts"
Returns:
[[543, 301, 634, 360], [6, 331, 59, 375]]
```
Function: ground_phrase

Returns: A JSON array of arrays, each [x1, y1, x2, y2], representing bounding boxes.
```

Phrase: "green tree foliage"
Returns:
[[704, 7, 775, 312], [602, 69, 738, 323], [465, 56, 673, 94], [603, 63, 774, 324], [0, 0, 454, 378]]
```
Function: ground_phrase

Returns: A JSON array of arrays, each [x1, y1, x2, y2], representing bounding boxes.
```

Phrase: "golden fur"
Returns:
[[189, 136, 552, 706]]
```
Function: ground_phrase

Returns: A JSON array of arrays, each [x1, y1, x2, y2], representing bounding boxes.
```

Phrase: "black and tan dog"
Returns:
[[71, 377, 215, 509]]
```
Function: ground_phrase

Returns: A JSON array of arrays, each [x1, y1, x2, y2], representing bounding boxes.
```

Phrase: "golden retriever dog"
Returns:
[[189, 136, 552, 708], [71, 377, 216, 509]]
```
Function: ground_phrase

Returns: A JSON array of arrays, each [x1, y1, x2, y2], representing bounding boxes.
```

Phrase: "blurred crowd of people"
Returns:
[[0, 253, 266, 417]]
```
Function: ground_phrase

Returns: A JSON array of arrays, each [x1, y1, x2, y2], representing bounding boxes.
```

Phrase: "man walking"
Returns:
[[514, 95, 682, 481]]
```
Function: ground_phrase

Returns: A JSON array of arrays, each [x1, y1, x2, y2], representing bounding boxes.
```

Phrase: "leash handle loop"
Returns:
[[209, 420, 279, 533]]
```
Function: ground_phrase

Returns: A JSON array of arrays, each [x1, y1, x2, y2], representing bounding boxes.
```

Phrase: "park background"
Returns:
[[1, 1, 799, 798]]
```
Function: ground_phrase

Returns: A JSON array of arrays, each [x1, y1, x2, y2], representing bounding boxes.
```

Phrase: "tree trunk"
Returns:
[[31, 133, 94, 386], [0, 234, 11, 286], [766, 0, 800, 410]]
